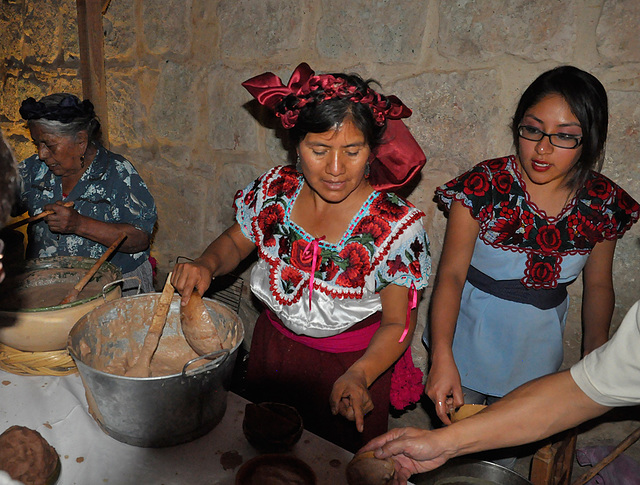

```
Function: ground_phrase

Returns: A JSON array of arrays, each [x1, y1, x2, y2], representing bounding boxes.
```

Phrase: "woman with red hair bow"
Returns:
[[172, 63, 430, 451]]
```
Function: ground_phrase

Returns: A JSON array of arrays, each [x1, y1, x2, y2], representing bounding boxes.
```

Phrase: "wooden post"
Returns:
[[76, 0, 109, 148]]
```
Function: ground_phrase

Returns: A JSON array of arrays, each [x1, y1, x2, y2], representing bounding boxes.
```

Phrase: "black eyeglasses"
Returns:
[[518, 125, 583, 149]]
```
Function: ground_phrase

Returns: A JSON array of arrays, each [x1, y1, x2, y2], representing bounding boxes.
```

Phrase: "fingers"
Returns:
[[436, 399, 452, 425]]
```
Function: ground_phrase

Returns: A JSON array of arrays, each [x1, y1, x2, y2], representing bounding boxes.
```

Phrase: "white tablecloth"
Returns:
[[0, 369, 356, 484]]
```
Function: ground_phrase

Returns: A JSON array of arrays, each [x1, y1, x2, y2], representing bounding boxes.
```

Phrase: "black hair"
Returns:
[[511, 65, 608, 189], [282, 73, 387, 150]]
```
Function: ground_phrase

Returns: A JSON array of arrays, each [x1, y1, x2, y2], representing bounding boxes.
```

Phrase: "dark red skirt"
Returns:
[[245, 310, 392, 453]]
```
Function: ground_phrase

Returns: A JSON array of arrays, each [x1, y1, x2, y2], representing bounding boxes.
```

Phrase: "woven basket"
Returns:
[[0, 343, 77, 376]]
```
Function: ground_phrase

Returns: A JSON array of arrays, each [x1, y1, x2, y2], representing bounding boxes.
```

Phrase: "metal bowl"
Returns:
[[412, 458, 532, 485]]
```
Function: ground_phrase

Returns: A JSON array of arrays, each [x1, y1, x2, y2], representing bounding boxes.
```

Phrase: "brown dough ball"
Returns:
[[346, 451, 395, 485], [0, 425, 60, 485]]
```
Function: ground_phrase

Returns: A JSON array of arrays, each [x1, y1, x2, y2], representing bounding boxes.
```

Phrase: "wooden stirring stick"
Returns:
[[58, 233, 127, 305], [125, 273, 175, 378], [6, 201, 74, 230]]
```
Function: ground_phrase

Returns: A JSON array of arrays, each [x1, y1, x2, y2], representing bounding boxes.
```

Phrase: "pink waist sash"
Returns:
[[264, 309, 379, 353], [264, 309, 424, 410]]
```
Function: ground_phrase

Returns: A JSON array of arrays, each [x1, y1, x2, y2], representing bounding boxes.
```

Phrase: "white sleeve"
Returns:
[[570, 300, 640, 407]]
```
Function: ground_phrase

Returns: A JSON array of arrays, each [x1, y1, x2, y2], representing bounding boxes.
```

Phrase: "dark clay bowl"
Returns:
[[235, 454, 316, 485], [242, 402, 303, 453]]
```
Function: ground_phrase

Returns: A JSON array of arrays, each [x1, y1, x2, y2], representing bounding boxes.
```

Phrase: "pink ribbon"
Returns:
[[303, 237, 324, 311], [399, 281, 417, 343]]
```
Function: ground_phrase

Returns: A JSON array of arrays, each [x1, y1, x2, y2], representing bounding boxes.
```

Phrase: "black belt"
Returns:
[[466, 265, 574, 310]]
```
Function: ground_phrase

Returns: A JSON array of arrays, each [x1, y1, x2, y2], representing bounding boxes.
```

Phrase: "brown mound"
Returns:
[[0, 425, 60, 485]]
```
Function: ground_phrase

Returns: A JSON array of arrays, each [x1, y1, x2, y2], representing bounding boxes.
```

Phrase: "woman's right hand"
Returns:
[[171, 260, 214, 305], [425, 354, 464, 425]]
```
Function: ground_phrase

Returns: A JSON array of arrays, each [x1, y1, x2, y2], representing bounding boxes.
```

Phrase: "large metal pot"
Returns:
[[67, 293, 244, 448], [412, 458, 533, 485], [0, 256, 121, 351]]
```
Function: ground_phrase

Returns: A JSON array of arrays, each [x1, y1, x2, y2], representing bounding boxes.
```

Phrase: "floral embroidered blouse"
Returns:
[[425, 155, 639, 396], [436, 156, 639, 289], [234, 165, 431, 338]]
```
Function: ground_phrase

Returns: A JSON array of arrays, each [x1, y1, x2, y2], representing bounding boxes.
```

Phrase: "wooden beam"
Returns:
[[76, 0, 109, 148]]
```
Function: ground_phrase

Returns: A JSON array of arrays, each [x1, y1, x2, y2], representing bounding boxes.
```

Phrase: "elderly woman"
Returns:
[[172, 63, 430, 451], [15, 93, 157, 293]]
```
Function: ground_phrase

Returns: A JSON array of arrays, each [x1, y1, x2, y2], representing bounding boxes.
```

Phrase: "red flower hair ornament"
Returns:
[[242, 62, 426, 191]]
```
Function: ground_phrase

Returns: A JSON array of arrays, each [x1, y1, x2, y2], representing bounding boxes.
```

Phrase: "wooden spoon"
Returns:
[[180, 290, 223, 355], [59, 233, 127, 305], [125, 273, 175, 378], [6, 201, 74, 230]]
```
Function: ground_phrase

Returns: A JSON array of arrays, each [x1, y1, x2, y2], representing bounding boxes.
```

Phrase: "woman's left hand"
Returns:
[[44, 201, 80, 234], [330, 368, 374, 432]]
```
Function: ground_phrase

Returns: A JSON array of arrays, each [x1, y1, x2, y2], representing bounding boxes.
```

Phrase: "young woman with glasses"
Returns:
[[422, 66, 639, 468]]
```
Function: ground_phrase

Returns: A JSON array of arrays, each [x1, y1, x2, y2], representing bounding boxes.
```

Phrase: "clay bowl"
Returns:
[[235, 454, 316, 485], [242, 402, 303, 453], [346, 451, 395, 485], [449, 404, 487, 423]]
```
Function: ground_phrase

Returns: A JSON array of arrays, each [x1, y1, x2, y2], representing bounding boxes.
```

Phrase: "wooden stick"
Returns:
[[5, 202, 74, 230], [58, 233, 127, 305], [571, 425, 640, 485], [125, 273, 175, 378]]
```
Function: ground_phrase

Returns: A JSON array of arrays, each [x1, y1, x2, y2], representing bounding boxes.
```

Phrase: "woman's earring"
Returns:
[[80, 155, 85, 168], [364, 161, 370, 179], [296, 155, 302, 173]]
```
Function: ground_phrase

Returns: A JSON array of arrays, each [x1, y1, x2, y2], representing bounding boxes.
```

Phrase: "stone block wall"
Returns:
[[1, 0, 639, 371]]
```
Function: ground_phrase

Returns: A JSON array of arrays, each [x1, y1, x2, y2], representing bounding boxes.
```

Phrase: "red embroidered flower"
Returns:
[[568, 213, 603, 247], [278, 235, 291, 258], [492, 171, 513, 195], [493, 206, 521, 243], [257, 204, 284, 247], [410, 238, 424, 258], [243, 189, 256, 206], [353, 216, 391, 245], [585, 177, 613, 200], [618, 189, 640, 215], [409, 260, 422, 278], [320, 258, 340, 281], [536, 225, 562, 253], [281, 266, 303, 292], [486, 158, 508, 171], [521, 210, 535, 239], [290, 239, 322, 273], [387, 255, 408, 276], [267, 173, 299, 198], [478, 204, 494, 221], [336, 243, 370, 288], [369, 196, 408, 221], [463, 171, 490, 197], [528, 260, 556, 285]]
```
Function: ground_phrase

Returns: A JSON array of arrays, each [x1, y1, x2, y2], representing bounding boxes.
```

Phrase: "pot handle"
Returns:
[[182, 349, 230, 376], [101, 276, 142, 300]]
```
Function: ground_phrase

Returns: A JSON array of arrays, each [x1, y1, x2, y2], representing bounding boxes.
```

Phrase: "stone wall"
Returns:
[[1, 0, 639, 371]]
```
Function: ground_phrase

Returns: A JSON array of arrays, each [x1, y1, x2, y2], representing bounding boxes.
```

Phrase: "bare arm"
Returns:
[[362, 370, 610, 484], [44, 201, 150, 253], [330, 284, 423, 433], [581, 239, 616, 355], [426, 201, 479, 424], [171, 223, 256, 303]]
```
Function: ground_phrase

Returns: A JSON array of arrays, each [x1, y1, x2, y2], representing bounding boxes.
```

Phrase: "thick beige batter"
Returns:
[[0, 277, 105, 310]]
